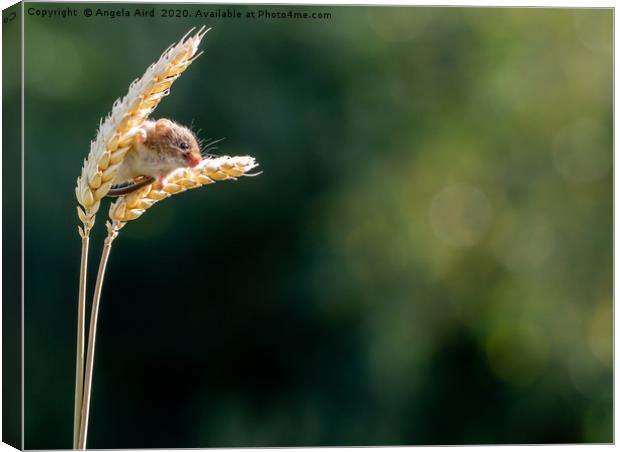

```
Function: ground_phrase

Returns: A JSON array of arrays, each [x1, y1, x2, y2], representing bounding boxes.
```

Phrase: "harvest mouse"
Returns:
[[108, 118, 203, 196]]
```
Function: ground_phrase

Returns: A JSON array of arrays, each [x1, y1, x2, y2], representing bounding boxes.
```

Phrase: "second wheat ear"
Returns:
[[73, 27, 261, 450]]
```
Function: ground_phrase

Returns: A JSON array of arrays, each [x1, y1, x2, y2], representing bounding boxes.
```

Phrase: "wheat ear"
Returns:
[[75, 26, 210, 231], [108, 155, 259, 230], [73, 27, 210, 450]]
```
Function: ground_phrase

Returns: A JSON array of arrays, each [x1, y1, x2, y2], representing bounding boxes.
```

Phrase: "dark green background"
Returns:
[[20, 4, 612, 448]]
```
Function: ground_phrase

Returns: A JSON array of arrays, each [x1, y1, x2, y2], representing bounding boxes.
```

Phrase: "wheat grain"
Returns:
[[75, 26, 209, 237], [107, 155, 259, 233]]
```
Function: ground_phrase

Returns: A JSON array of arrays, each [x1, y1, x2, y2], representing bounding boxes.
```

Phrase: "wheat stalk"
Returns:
[[73, 235, 89, 449], [73, 27, 209, 450], [77, 225, 115, 450]]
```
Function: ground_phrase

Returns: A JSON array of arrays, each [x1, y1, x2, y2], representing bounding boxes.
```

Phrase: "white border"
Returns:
[[0, 1, 615, 452]]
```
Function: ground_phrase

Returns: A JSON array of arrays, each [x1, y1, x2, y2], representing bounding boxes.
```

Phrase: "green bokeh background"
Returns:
[[18, 4, 612, 448]]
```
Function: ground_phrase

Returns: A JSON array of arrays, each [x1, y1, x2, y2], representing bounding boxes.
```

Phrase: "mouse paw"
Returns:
[[135, 128, 147, 144], [153, 176, 167, 191]]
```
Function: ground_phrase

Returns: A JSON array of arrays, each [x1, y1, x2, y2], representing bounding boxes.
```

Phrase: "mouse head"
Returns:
[[151, 119, 202, 168]]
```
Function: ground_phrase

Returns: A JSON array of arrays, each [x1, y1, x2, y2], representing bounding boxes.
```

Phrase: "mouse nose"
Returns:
[[187, 153, 201, 167]]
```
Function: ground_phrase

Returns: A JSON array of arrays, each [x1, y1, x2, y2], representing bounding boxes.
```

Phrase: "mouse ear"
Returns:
[[155, 119, 173, 135]]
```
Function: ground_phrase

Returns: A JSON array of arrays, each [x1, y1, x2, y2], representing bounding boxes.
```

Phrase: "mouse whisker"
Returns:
[[202, 137, 226, 148], [200, 137, 226, 157], [201, 149, 220, 159]]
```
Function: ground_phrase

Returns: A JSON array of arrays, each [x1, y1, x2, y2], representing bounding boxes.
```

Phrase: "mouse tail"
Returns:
[[107, 176, 156, 197]]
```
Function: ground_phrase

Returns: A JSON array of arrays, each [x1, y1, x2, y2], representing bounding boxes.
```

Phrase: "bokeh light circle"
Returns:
[[429, 184, 493, 248], [552, 118, 611, 184], [492, 212, 555, 272]]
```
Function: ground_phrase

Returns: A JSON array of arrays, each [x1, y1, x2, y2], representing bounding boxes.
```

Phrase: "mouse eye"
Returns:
[[179, 142, 189, 151]]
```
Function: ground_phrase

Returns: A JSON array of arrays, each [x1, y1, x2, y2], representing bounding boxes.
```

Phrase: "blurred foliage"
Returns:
[[19, 4, 612, 448]]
